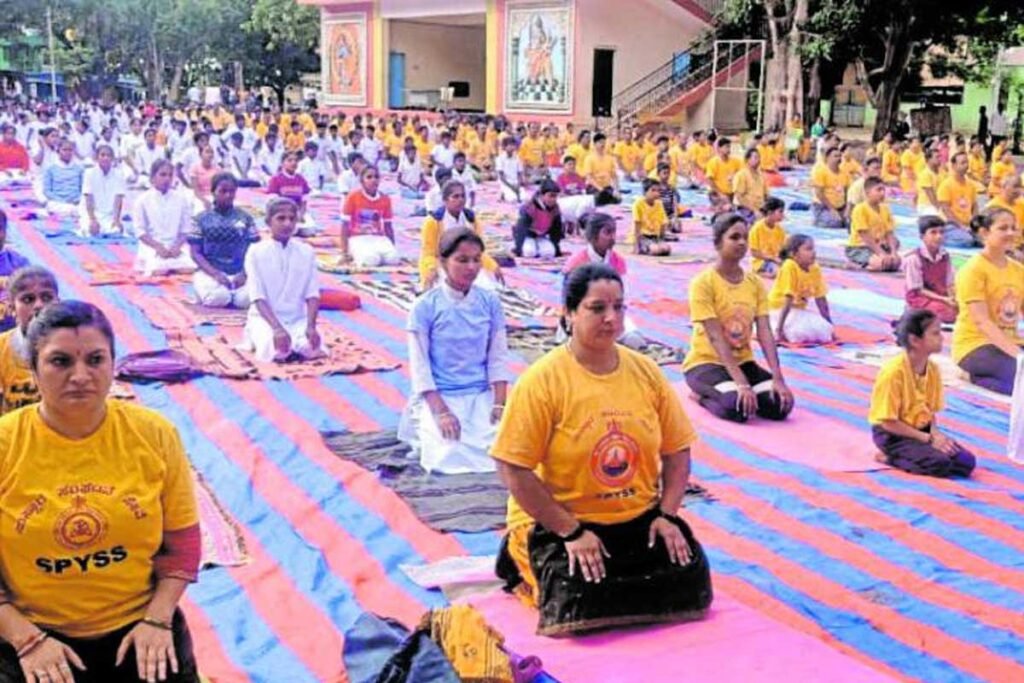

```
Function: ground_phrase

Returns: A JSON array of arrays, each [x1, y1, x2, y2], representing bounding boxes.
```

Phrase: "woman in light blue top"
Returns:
[[399, 227, 512, 473]]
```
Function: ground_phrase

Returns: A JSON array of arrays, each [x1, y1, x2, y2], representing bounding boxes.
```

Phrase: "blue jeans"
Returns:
[[944, 223, 977, 248]]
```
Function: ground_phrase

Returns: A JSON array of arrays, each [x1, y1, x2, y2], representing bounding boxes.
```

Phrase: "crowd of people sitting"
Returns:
[[0, 95, 1020, 664]]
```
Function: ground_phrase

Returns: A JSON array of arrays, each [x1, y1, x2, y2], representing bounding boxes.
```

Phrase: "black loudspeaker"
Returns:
[[592, 49, 615, 118], [448, 81, 470, 98]]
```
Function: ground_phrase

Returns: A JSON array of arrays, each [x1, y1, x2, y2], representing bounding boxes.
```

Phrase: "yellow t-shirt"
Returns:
[[989, 161, 1017, 196], [968, 153, 987, 182], [757, 144, 778, 172], [632, 198, 668, 238], [582, 152, 617, 190], [418, 214, 498, 285], [868, 352, 943, 430], [491, 345, 697, 529], [847, 176, 867, 208], [684, 268, 769, 370], [811, 164, 850, 209], [882, 150, 901, 182], [749, 219, 787, 272], [732, 167, 767, 213], [952, 253, 1024, 363], [670, 145, 691, 175], [614, 141, 641, 174], [0, 330, 36, 415], [936, 176, 977, 225], [985, 196, 1024, 246], [768, 259, 827, 310], [840, 157, 863, 179], [0, 401, 198, 638], [915, 166, 940, 214], [688, 142, 713, 173], [849, 201, 895, 248], [565, 143, 590, 168], [705, 156, 743, 195], [518, 137, 544, 167], [900, 149, 924, 191]]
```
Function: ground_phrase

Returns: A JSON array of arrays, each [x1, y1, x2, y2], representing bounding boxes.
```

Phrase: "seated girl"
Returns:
[[952, 207, 1023, 395], [562, 212, 645, 350], [419, 180, 503, 291], [748, 197, 787, 277], [492, 263, 713, 636], [188, 143, 220, 215], [133, 160, 196, 276], [41, 138, 84, 216], [684, 212, 795, 423], [341, 165, 400, 268], [513, 180, 564, 259], [189, 173, 260, 308], [632, 178, 672, 256], [769, 234, 834, 345], [399, 228, 512, 474], [870, 309, 976, 477], [0, 266, 58, 414], [242, 198, 325, 362], [78, 144, 126, 237], [267, 151, 316, 234]]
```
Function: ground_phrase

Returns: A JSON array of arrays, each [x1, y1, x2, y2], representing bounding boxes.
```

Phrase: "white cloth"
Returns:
[[79, 165, 125, 228], [337, 169, 360, 195], [424, 186, 443, 214], [558, 194, 596, 223], [193, 270, 250, 308], [450, 166, 477, 198], [243, 315, 318, 362], [134, 144, 166, 178], [350, 234, 400, 267], [397, 155, 425, 188], [297, 158, 327, 193], [770, 308, 834, 345], [243, 237, 320, 361], [133, 187, 195, 274], [1009, 354, 1024, 463], [398, 389, 498, 474], [521, 237, 556, 259], [991, 112, 1008, 137], [431, 144, 455, 170]]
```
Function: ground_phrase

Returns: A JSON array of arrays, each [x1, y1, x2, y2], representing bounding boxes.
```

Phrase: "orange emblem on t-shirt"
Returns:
[[997, 289, 1021, 329], [53, 495, 107, 551], [589, 421, 639, 488], [723, 304, 754, 350]]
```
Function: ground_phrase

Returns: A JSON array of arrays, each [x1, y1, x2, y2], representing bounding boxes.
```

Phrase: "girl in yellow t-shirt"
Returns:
[[870, 309, 976, 477], [683, 213, 794, 423], [0, 267, 59, 415], [769, 234, 833, 345], [492, 263, 712, 635], [952, 206, 1024, 395], [749, 196, 787, 276]]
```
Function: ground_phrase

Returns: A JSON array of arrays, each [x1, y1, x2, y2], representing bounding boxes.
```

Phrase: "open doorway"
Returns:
[[387, 14, 486, 111]]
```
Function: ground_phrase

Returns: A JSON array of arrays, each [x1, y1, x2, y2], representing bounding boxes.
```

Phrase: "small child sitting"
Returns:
[[632, 178, 672, 256], [397, 139, 428, 196], [904, 216, 957, 324], [556, 156, 586, 195], [242, 197, 325, 362], [496, 137, 525, 203], [425, 166, 451, 215], [656, 162, 684, 233], [846, 177, 901, 272], [450, 152, 477, 209], [341, 165, 400, 267], [297, 141, 327, 195], [267, 151, 315, 234], [768, 234, 834, 345], [749, 197, 788, 277], [869, 309, 975, 478], [336, 152, 366, 196]]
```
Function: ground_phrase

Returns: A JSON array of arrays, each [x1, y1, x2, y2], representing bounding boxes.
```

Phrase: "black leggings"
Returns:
[[959, 344, 1020, 396], [685, 361, 793, 423], [0, 610, 198, 683]]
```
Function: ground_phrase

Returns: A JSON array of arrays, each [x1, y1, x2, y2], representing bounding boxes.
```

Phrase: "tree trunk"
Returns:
[[168, 62, 184, 103], [860, 12, 916, 141], [762, 6, 789, 131], [805, 57, 822, 129], [761, 0, 807, 132]]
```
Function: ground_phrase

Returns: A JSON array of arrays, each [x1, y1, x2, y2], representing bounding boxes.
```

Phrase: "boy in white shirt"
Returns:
[[397, 139, 428, 196], [337, 153, 366, 196], [430, 131, 456, 171], [357, 126, 383, 168], [79, 144, 126, 236], [450, 152, 477, 208], [297, 141, 327, 195], [495, 137, 525, 203], [227, 132, 258, 186], [254, 131, 284, 186]]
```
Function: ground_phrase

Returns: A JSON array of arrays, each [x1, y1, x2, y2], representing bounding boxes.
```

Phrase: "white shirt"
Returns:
[[82, 165, 126, 216], [297, 157, 325, 191], [425, 186, 443, 214], [71, 129, 96, 160], [244, 237, 319, 327], [228, 146, 253, 176], [119, 133, 143, 163], [451, 166, 477, 195], [397, 154, 424, 188], [134, 144, 167, 176], [431, 144, 455, 170], [133, 187, 191, 246], [337, 169, 360, 195], [991, 112, 1008, 137], [495, 153, 522, 185], [358, 138, 382, 166], [256, 143, 283, 176]]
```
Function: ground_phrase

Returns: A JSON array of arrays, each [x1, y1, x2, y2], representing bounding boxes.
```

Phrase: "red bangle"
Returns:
[[15, 631, 47, 659]]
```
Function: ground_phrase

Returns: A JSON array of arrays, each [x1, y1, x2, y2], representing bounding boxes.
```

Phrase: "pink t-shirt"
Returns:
[[190, 163, 219, 196], [268, 172, 310, 203], [563, 247, 627, 276]]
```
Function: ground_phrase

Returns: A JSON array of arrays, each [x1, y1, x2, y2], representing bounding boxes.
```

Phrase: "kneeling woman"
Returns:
[[952, 207, 1024, 395], [400, 228, 512, 474], [0, 266, 59, 415], [870, 309, 975, 477], [0, 301, 201, 681], [418, 181, 504, 291], [493, 264, 712, 636], [684, 213, 794, 422]]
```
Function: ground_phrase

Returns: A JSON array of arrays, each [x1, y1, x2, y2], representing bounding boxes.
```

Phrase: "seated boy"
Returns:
[[904, 216, 957, 324], [450, 152, 477, 209], [298, 141, 327, 195], [496, 137, 525, 203], [632, 178, 672, 256], [79, 144, 126, 237], [41, 139, 84, 215], [846, 177, 901, 272], [243, 197, 324, 362], [336, 152, 366, 196], [556, 156, 586, 195]]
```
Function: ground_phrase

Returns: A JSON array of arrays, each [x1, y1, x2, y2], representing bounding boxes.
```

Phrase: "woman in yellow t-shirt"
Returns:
[[870, 309, 975, 477], [0, 301, 200, 681], [683, 213, 794, 423], [492, 264, 712, 636], [768, 234, 833, 345], [952, 207, 1024, 395], [731, 148, 767, 222], [0, 267, 59, 415], [749, 197, 788, 276]]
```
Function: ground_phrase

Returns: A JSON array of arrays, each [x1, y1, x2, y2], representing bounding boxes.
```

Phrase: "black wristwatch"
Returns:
[[560, 523, 585, 543], [657, 509, 680, 523]]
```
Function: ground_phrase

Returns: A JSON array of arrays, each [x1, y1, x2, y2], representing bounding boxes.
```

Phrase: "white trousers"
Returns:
[[134, 243, 196, 276], [521, 237, 557, 259], [44, 200, 79, 216], [770, 308, 834, 344], [500, 184, 522, 203], [242, 315, 319, 363], [193, 270, 250, 308], [350, 234, 400, 267], [77, 207, 122, 237], [398, 388, 498, 474]]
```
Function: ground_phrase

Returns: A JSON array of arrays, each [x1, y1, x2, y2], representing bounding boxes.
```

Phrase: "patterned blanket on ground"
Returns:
[[165, 327, 400, 380], [345, 279, 560, 329], [193, 468, 250, 569], [142, 297, 249, 330], [321, 430, 714, 534], [316, 253, 418, 276], [506, 328, 684, 366]]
